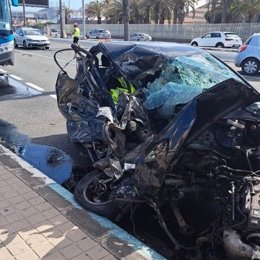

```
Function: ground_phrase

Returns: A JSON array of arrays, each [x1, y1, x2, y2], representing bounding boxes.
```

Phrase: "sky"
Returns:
[[50, 0, 86, 10], [12, 0, 86, 12]]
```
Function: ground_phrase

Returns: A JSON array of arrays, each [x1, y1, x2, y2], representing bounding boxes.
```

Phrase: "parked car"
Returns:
[[14, 27, 50, 49], [191, 31, 242, 48], [54, 41, 260, 260], [86, 29, 111, 39], [50, 29, 61, 37], [235, 33, 260, 75], [129, 32, 152, 41]]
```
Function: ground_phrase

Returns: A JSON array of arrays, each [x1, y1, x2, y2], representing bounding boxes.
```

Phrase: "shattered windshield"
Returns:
[[143, 52, 243, 118]]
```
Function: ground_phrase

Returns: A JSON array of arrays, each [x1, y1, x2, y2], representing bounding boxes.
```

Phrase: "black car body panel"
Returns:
[[55, 42, 260, 260]]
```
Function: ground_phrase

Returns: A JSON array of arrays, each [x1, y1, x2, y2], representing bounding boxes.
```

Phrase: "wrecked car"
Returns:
[[54, 42, 260, 260]]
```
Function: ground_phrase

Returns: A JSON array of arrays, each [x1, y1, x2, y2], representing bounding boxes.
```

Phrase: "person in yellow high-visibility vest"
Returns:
[[72, 23, 80, 45], [110, 77, 136, 104]]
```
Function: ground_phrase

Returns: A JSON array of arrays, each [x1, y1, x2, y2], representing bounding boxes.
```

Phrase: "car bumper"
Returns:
[[234, 54, 243, 67], [0, 51, 14, 66], [27, 41, 50, 48], [225, 42, 242, 48]]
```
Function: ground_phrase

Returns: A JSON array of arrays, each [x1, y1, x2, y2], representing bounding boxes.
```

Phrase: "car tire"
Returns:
[[45, 46, 50, 49], [14, 40, 18, 48], [191, 42, 198, 47], [74, 170, 122, 220], [23, 40, 27, 49], [216, 43, 224, 48], [241, 58, 260, 75]]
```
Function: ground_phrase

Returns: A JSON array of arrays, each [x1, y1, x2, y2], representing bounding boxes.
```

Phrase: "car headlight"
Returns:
[[2, 42, 14, 51]]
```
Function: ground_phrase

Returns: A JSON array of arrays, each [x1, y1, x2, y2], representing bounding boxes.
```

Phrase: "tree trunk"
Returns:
[[123, 0, 129, 40], [154, 3, 160, 24], [173, 4, 177, 24], [144, 7, 150, 23], [221, 0, 228, 23]]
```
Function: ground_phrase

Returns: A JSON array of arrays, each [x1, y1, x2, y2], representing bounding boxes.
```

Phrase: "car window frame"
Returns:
[[202, 33, 211, 39]]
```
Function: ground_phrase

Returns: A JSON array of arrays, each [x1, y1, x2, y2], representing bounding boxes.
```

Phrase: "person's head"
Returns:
[[74, 23, 78, 27]]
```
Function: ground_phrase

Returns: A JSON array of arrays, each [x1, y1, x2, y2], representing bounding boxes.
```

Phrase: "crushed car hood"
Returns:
[[133, 78, 260, 196]]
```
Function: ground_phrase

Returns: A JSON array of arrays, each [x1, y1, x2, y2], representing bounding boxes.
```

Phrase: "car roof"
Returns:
[[100, 41, 203, 59], [94, 29, 109, 31], [21, 27, 39, 30], [205, 31, 237, 34]]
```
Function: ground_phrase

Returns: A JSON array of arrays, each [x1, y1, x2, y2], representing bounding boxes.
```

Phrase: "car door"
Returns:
[[88, 30, 93, 38], [211, 32, 222, 47], [16, 29, 24, 45], [138, 33, 144, 40], [91, 30, 97, 39], [199, 33, 214, 47], [130, 33, 136, 40]]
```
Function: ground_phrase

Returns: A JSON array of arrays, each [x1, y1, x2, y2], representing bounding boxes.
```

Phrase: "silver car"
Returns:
[[86, 29, 111, 39], [235, 33, 260, 75], [129, 32, 152, 41], [15, 27, 50, 49]]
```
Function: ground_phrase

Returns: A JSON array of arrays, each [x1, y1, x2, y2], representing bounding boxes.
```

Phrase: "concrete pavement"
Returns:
[[0, 144, 165, 260]]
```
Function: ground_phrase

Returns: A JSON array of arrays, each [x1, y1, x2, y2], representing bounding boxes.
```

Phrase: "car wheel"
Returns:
[[45, 46, 50, 49], [74, 170, 122, 220], [241, 58, 260, 75], [23, 40, 27, 49], [191, 42, 198, 47], [14, 40, 18, 48], [216, 43, 224, 48]]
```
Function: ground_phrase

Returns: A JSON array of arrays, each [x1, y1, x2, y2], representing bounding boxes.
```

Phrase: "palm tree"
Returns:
[[87, 0, 104, 24], [101, 0, 198, 24], [56, 5, 72, 24], [102, 0, 123, 23], [231, 0, 260, 22]]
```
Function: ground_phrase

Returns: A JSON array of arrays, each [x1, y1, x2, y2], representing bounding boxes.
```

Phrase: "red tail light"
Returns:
[[238, 45, 248, 52]]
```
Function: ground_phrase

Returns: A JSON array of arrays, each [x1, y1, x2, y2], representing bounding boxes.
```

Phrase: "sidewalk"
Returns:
[[0, 144, 165, 260]]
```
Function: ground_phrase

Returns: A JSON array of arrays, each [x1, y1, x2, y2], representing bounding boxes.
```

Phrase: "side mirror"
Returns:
[[11, 0, 19, 7]]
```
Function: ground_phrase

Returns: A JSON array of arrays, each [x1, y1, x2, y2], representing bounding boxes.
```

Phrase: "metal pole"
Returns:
[[59, 0, 64, 38], [123, 0, 129, 41], [22, 0, 26, 26], [82, 0, 85, 39]]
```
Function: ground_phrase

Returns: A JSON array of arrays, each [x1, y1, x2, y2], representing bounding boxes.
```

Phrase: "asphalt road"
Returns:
[[0, 39, 259, 170]]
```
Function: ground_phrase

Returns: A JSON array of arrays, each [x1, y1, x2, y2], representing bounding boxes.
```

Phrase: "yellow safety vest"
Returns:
[[110, 77, 136, 104], [110, 85, 136, 104], [73, 27, 80, 37]]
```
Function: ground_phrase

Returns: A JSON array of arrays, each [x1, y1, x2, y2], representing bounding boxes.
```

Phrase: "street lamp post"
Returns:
[[22, 0, 26, 26], [59, 0, 64, 38], [82, 0, 85, 39], [123, 0, 129, 41]]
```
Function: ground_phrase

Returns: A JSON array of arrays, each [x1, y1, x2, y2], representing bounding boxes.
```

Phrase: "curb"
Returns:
[[0, 144, 166, 260]]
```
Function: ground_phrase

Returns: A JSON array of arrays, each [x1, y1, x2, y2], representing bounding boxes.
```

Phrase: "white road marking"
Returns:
[[9, 74, 23, 81], [26, 82, 44, 91], [50, 94, 57, 99], [15, 49, 76, 64], [0, 69, 7, 74]]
